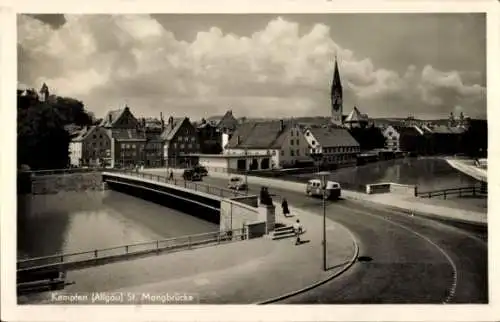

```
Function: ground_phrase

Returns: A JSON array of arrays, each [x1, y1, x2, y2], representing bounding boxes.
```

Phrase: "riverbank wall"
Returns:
[[27, 172, 104, 195]]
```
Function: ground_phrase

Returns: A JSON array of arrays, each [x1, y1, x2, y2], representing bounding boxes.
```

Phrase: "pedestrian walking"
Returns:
[[293, 219, 303, 245], [169, 170, 174, 181], [281, 198, 290, 217]]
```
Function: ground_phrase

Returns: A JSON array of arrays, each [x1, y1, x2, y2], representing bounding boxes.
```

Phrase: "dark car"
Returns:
[[192, 165, 208, 176], [183, 169, 202, 181]]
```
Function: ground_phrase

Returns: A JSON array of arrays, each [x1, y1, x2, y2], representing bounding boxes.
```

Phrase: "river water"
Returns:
[[17, 190, 218, 259], [307, 157, 481, 191]]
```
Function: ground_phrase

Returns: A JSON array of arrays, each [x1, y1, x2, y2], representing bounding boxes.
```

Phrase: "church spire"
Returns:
[[331, 54, 343, 126], [39, 83, 49, 102]]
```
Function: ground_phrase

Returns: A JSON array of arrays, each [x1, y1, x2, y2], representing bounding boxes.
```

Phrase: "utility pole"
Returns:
[[318, 170, 329, 272], [245, 147, 249, 194]]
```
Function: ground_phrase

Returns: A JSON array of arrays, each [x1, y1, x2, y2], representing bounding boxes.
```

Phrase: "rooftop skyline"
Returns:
[[18, 13, 486, 120]]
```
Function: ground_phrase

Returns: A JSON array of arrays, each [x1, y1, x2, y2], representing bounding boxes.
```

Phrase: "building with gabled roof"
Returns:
[[161, 116, 201, 168], [344, 106, 369, 128], [69, 125, 112, 167], [224, 119, 311, 169], [303, 126, 360, 168], [100, 106, 139, 129]]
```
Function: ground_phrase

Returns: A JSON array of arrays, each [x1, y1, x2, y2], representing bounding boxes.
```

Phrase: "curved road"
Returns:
[[199, 175, 488, 304]]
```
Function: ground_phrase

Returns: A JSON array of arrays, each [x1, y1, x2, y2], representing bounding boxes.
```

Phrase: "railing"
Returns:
[[22, 167, 112, 176], [17, 228, 246, 272], [106, 170, 248, 199], [415, 185, 487, 199]]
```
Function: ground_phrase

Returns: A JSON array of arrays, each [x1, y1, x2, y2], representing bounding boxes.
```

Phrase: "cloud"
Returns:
[[17, 14, 486, 119]]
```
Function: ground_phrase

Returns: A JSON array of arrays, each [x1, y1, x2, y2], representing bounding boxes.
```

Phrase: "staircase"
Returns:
[[271, 225, 296, 240]]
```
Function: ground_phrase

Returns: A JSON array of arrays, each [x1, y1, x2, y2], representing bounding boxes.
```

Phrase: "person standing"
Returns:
[[281, 198, 290, 217], [293, 219, 303, 245]]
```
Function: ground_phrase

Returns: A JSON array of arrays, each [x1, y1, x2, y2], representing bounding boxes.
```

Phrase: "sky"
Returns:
[[17, 13, 487, 120]]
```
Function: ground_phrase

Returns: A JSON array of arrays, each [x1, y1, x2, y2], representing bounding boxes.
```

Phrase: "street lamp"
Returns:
[[245, 147, 249, 194], [317, 170, 329, 272]]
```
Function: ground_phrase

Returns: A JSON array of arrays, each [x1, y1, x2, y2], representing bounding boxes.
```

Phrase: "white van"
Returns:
[[305, 179, 341, 200]]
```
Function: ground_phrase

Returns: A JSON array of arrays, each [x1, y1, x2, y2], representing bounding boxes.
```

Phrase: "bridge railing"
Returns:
[[17, 228, 246, 272], [415, 185, 487, 199], [108, 170, 248, 199]]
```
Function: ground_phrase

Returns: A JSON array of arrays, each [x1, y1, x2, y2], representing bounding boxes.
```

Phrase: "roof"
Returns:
[[225, 120, 294, 149], [217, 110, 238, 129], [108, 128, 146, 141], [100, 109, 125, 127], [393, 125, 423, 136], [160, 117, 190, 141], [427, 125, 466, 134], [344, 106, 369, 123], [307, 127, 359, 148]]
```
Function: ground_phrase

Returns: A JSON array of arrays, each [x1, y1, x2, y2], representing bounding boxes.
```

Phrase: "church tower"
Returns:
[[39, 83, 49, 102], [330, 56, 343, 126]]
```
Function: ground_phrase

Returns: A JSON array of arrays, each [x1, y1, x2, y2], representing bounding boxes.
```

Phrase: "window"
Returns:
[[281, 150, 284, 156], [173, 143, 177, 149], [296, 139, 299, 145], [290, 131, 293, 137], [311, 140, 316, 146], [306, 132, 310, 136], [178, 136, 183, 141], [296, 149, 300, 156], [272, 150, 276, 156], [132, 144, 136, 149], [180, 144, 185, 149], [197, 143, 200, 149], [290, 140, 294, 146], [188, 144, 192, 149], [290, 149, 295, 156]]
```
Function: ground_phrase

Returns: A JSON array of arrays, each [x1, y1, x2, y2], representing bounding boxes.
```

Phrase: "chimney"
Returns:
[[279, 119, 284, 131], [108, 113, 112, 123], [168, 116, 173, 125]]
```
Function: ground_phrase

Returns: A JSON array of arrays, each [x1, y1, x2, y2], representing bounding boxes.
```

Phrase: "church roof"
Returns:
[[344, 106, 369, 123]]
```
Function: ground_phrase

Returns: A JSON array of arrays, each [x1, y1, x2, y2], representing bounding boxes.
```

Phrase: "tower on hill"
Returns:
[[330, 56, 343, 126]]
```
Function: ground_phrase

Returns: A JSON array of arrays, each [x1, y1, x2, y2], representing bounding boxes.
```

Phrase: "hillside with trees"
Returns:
[[17, 85, 94, 170]]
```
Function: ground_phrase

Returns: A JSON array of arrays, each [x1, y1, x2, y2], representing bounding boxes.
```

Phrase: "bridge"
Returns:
[[17, 170, 271, 294]]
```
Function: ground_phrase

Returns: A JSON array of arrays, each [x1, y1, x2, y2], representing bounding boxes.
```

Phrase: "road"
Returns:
[[199, 174, 488, 304]]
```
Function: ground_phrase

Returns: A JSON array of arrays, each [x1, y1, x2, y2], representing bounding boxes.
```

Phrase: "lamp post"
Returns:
[[245, 147, 249, 194], [317, 169, 329, 272]]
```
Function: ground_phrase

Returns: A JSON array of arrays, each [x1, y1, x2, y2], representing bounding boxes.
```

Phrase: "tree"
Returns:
[[18, 101, 70, 170]]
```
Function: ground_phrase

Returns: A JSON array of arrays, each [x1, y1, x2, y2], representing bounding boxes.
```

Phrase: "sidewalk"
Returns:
[[445, 158, 487, 182], [22, 205, 358, 304], [160, 168, 486, 227]]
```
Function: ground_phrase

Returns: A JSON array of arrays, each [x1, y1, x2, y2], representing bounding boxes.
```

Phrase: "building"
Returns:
[[161, 117, 201, 168], [69, 126, 112, 167], [224, 120, 311, 170], [383, 125, 427, 154], [330, 56, 344, 126], [303, 126, 360, 168], [421, 124, 465, 155], [196, 119, 223, 154], [382, 125, 401, 151], [101, 106, 147, 168], [138, 115, 165, 167], [344, 106, 369, 129]]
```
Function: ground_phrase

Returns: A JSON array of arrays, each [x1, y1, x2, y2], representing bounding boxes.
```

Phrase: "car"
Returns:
[[183, 169, 202, 181], [305, 179, 341, 200], [228, 176, 247, 191], [192, 165, 208, 176]]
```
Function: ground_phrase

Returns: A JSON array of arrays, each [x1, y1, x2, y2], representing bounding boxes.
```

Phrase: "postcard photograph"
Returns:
[[2, 2, 498, 321]]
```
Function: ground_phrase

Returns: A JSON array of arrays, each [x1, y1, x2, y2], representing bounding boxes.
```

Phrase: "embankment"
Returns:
[[30, 172, 104, 195]]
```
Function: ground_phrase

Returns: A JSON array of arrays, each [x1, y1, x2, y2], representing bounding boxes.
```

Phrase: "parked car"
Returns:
[[192, 165, 208, 176], [228, 176, 247, 191], [183, 169, 202, 181], [305, 179, 341, 200]]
